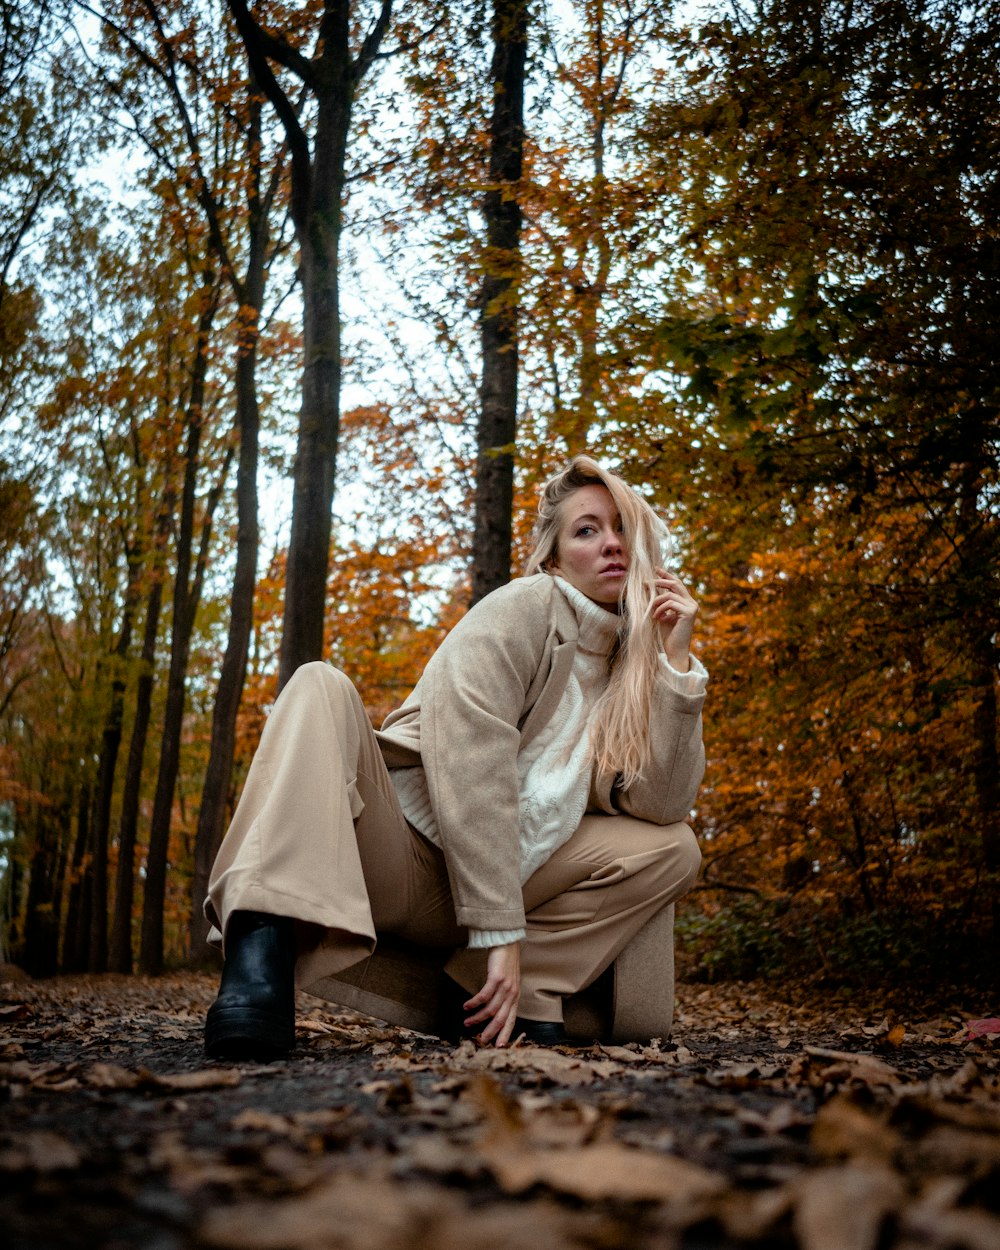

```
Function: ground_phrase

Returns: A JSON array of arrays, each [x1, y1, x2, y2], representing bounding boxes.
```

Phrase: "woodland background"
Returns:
[[0, 0, 996, 995]]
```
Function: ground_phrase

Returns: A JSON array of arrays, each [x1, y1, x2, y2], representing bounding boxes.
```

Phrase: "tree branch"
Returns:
[[225, 0, 312, 218], [355, 0, 393, 82]]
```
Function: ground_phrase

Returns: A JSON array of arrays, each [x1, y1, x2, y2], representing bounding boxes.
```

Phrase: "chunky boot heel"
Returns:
[[205, 911, 296, 1061]]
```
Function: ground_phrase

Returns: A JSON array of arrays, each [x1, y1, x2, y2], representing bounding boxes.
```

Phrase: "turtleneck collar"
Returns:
[[552, 575, 622, 655]]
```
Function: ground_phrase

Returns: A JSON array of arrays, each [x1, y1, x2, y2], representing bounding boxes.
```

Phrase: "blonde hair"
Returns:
[[524, 455, 673, 787]]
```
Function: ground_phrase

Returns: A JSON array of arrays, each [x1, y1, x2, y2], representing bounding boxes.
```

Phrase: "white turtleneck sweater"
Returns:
[[388, 576, 708, 949]]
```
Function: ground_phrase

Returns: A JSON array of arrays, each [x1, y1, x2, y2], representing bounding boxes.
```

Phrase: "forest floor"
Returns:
[[0, 967, 997, 1250]]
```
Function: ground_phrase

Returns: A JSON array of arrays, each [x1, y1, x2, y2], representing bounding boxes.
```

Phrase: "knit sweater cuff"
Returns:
[[467, 928, 526, 949], [660, 651, 708, 696]]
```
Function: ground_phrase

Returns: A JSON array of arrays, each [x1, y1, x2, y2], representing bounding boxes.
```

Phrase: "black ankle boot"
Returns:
[[513, 1017, 568, 1045], [205, 911, 296, 1061]]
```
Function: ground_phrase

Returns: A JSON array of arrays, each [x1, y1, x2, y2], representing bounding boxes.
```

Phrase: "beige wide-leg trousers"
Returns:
[[205, 662, 701, 1022]]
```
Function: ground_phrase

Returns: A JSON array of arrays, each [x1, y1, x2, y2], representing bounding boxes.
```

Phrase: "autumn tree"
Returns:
[[630, 0, 1000, 977], [224, 0, 393, 689], [470, 0, 528, 603], [87, 0, 294, 961]]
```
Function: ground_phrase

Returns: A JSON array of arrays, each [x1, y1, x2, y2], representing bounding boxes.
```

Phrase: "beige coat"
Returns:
[[377, 574, 706, 935]]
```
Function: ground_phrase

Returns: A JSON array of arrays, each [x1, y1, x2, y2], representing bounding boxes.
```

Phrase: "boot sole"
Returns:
[[204, 1004, 294, 1062]]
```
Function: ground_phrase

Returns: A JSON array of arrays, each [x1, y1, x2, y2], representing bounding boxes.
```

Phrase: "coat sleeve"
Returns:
[[381, 579, 556, 932], [591, 674, 706, 826]]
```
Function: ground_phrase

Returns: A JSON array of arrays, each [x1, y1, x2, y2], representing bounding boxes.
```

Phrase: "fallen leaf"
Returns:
[[458, 1045, 614, 1086], [0, 1130, 82, 1173], [717, 1184, 795, 1240], [138, 1066, 243, 1091], [792, 1163, 904, 1250], [902, 1180, 1000, 1250], [488, 1140, 728, 1205], [966, 1018, 1000, 1040], [199, 1171, 456, 1250], [84, 1062, 141, 1089], [803, 1046, 905, 1089], [811, 1095, 902, 1162]]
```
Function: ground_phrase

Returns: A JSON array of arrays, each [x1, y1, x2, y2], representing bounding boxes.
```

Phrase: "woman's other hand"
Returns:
[[462, 942, 521, 1047], [650, 570, 698, 672]]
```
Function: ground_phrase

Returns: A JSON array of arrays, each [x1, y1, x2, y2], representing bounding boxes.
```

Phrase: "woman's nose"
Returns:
[[602, 529, 622, 553]]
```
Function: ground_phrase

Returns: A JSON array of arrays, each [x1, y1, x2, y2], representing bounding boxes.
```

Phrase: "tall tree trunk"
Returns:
[[275, 6, 352, 689], [61, 785, 93, 973], [226, 0, 393, 690], [971, 629, 1000, 959], [109, 538, 167, 974], [188, 328, 261, 959], [87, 563, 140, 972], [21, 802, 66, 977], [471, 0, 528, 606], [140, 289, 219, 975]]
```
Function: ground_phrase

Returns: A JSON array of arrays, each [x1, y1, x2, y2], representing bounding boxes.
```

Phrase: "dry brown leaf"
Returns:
[[458, 1044, 613, 1086], [902, 1091, 1000, 1134], [1, 1060, 78, 1089], [734, 1101, 811, 1135], [811, 1095, 902, 1162], [915, 1124, 1000, 1170], [717, 1184, 795, 1240], [148, 1130, 258, 1193], [0, 1130, 81, 1173], [926, 1059, 990, 1098], [487, 1139, 728, 1206], [373, 1052, 439, 1074], [199, 1171, 455, 1250], [232, 1108, 296, 1134], [804, 1046, 905, 1089], [201, 1169, 607, 1250], [702, 1061, 785, 1088], [414, 1195, 610, 1250], [138, 1066, 242, 1091], [83, 1062, 142, 1089], [594, 1043, 646, 1063], [902, 1190, 1000, 1250], [792, 1163, 904, 1250]]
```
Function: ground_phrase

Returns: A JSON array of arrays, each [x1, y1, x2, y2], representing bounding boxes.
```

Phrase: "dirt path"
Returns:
[[1, 970, 997, 1249]]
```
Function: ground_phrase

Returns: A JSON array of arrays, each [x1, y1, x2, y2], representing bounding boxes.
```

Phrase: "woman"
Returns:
[[204, 455, 706, 1059]]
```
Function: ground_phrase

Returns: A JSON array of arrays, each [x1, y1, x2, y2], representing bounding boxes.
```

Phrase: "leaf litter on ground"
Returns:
[[0, 967, 997, 1249]]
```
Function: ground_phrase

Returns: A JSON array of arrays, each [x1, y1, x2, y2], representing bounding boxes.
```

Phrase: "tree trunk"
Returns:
[[276, 13, 353, 689], [971, 630, 1000, 958], [188, 331, 260, 960], [471, 0, 528, 606], [61, 785, 93, 974], [87, 563, 140, 972], [140, 290, 218, 975], [21, 803, 66, 977], [225, 0, 392, 691], [108, 547, 167, 974]]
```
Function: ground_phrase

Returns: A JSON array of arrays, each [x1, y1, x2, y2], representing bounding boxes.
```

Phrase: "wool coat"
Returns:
[[376, 573, 706, 936]]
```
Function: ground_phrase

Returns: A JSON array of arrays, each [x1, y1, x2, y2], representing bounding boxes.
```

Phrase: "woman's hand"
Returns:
[[650, 570, 698, 672], [462, 943, 521, 1047]]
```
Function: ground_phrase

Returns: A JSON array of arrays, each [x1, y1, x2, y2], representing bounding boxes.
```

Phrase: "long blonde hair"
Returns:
[[524, 455, 673, 787]]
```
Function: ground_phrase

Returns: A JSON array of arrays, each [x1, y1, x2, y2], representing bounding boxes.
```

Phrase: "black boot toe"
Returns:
[[205, 911, 296, 1061]]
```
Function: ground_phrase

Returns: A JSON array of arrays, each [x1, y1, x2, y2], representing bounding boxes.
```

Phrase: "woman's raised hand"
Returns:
[[650, 570, 698, 672], [462, 943, 521, 1048]]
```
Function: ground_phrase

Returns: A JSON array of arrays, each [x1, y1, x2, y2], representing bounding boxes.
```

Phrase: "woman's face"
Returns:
[[550, 484, 629, 608]]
